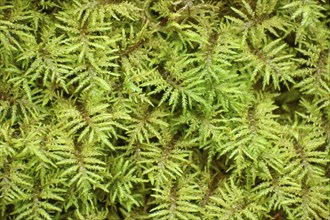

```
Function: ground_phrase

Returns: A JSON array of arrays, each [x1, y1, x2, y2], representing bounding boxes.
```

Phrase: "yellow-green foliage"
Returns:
[[0, 0, 329, 219]]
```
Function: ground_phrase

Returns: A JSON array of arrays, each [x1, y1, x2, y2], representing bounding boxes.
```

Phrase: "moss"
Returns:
[[0, 0, 329, 219]]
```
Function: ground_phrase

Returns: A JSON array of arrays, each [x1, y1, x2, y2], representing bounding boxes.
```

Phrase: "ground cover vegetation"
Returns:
[[0, 0, 329, 219]]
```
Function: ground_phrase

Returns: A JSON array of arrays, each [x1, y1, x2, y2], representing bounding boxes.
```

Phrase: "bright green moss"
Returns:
[[0, 0, 329, 219]]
